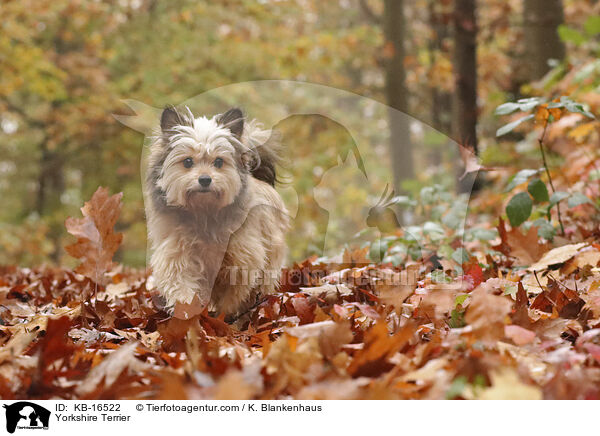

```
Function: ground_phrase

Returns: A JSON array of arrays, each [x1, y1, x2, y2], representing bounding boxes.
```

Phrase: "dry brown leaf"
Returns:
[[264, 334, 322, 394], [411, 287, 457, 321], [297, 378, 366, 400], [497, 342, 548, 383], [504, 325, 536, 345], [465, 284, 513, 341], [105, 282, 130, 300], [300, 284, 353, 303], [75, 341, 145, 396], [529, 243, 587, 272], [65, 187, 123, 285], [530, 278, 584, 318], [0, 306, 81, 364], [561, 248, 600, 275], [213, 370, 256, 400], [286, 320, 353, 359], [478, 368, 542, 400], [506, 226, 549, 267], [113, 329, 161, 351], [347, 321, 414, 377], [173, 295, 207, 320]]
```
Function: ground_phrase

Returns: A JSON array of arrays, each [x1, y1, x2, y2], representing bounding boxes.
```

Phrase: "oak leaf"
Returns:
[[506, 225, 549, 266], [65, 187, 123, 285]]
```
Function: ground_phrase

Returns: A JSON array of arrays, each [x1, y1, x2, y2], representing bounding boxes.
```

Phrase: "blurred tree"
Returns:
[[523, 0, 565, 81], [0, 0, 122, 261], [382, 0, 414, 196], [453, 0, 479, 156], [428, 0, 453, 149]]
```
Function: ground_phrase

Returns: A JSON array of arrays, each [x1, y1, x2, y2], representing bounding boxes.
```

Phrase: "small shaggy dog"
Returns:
[[145, 106, 288, 317]]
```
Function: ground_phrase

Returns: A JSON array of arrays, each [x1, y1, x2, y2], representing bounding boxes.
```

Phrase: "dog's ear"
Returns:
[[241, 150, 257, 171], [160, 105, 191, 133], [217, 108, 244, 139]]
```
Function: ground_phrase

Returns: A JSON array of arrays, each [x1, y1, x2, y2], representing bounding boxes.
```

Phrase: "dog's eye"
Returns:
[[213, 157, 224, 168], [183, 158, 193, 168]]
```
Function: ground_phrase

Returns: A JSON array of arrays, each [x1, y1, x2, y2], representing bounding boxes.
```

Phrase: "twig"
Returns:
[[226, 294, 268, 324], [538, 120, 565, 235], [533, 270, 545, 293]]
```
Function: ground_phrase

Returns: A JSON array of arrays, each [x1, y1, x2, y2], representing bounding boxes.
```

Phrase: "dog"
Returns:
[[145, 106, 288, 317]]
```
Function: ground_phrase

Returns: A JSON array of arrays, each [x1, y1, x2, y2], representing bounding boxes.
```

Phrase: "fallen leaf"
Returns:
[[478, 368, 542, 400], [105, 282, 130, 300], [347, 321, 414, 377], [173, 295, 206, 320], [504, 325, 536, 345], [529, 243, 587, 272], [506, 226, 549, 267], [465, 284, 513, 340], [286, 320, 353, 359], [75, 341, 145, 396], [65, 187, 123, 285], [300, 284, 353, 303]]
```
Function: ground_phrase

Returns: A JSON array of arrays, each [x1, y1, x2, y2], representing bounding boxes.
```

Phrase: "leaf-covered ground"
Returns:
[[2, 225, 600, 399]]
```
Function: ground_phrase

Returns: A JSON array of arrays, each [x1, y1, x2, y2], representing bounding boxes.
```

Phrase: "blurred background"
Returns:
[[0, 0, 598, 267]]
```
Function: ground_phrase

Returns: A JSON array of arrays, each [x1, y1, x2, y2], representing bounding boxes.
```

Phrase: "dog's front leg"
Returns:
[[150, 234, 208, 310]]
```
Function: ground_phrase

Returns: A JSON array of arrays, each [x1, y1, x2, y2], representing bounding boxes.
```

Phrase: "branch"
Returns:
[[538, 120, 565, 235]]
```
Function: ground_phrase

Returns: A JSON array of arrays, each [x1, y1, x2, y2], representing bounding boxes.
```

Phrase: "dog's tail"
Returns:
[[242, 120, 282, 187]]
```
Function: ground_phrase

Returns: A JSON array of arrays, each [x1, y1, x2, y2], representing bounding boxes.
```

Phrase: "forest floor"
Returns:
[[2, 168, 600, 400]]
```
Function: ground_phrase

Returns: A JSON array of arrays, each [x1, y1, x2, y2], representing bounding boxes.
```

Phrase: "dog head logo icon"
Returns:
[[3, 402, 50, 433]]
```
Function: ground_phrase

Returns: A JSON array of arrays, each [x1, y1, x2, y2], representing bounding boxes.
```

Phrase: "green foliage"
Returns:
[[547, 96, 595, 119], [506, 192, 533, 227], [549, 191, 570, 208], [446, 376, 468, 399], [495, 97, 545, 115], [558, 25, 586, 46], [584, 16, 600, 36], [496, 87, 597, 236], [532, 218, 556, 240], [495, 115, 534, 137], [568, 192, 593, 208], [503, 172, 595, 233], [558, 14, 600, 48], [370, 184, 472, 268], [495, 96, 594, 138], [505, 168, 541, 192], [527, 178, 549, 203], [589, 169, 600, 181]]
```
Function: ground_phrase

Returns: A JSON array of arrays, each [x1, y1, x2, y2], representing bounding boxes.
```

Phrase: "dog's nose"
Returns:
[[198, 175, 212, 187]]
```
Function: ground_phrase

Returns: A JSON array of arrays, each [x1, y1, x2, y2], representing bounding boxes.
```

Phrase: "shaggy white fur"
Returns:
[[145, 106, 288, 317]]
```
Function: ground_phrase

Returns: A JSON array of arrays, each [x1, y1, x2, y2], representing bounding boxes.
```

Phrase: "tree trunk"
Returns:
[[523, 0, 565, 81], [453, 0, 478, 155], [428, 0, 452, 168], [36, 139, 65, 263], [383, 0, 414, 196]]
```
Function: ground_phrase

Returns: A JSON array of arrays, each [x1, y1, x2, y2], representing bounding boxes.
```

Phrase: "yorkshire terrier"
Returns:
[[145, 106, 288, 317]]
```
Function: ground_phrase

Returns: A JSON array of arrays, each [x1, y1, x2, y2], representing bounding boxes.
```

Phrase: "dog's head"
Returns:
[[149, 106, 255, 212]]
